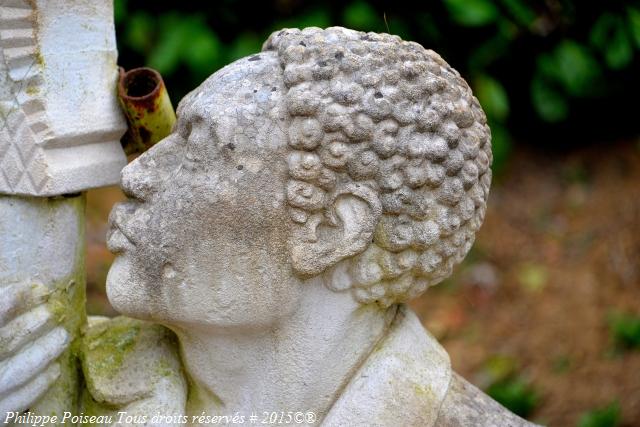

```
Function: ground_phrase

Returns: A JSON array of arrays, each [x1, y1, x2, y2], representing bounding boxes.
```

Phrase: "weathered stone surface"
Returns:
[[436, 373, 540, 426], [79, 316, 186, 419], [101, 26, 514, 425], [0, 195, 85, 415], [2, 26, 536, 426], [0, 0, 127, 196]]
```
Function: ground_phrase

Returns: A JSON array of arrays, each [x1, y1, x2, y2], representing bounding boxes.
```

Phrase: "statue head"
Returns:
[[106, 27, 491, 331]]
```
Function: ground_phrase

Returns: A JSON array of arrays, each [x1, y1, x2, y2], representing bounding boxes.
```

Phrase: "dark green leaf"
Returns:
[[416, 13, 441, 42], [444, 0, 499, 27], [556, 41, 601, 96], [497, 16, 519, 40], [499, 0, 537, 28], [343, 1, 380, 31], [114, 0, 127, 25], [483, 354, 519, 384], [124, 12, 154, 54], [228, 33, 263, 62], [183, 29, 221, 78], [487, 377, 540, 418], [628, 7, 640, 48], [538, 41, 602, 97], [577, 402, 621, 427], [609, 312, 640, 350], [468, 33, 511, 71], [516, 262, 548, 292], [386, 16, 410, 39], [488, 120, 511, 175], [590, 14, 633, 69], [531, 76, 568, 122], [474, 75, 509, 121], [147, 15, 191, 74], [536, 52, 556, 79]]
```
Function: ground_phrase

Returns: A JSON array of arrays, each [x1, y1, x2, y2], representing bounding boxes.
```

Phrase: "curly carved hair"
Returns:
[[262, 27, 492, 307]]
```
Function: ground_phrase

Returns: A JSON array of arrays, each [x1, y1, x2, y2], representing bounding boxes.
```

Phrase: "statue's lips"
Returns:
[[107, 203, 138, 253], [106, 225, 135, 253]]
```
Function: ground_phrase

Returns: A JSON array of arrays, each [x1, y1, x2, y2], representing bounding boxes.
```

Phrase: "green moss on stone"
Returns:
[[186, 372, 224, 415], [30, 194, 87, 423], [80, 317, 141, 384], [80, 387, 118, 418]]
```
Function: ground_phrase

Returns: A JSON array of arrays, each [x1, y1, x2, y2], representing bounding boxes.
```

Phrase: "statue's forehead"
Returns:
[[179, 52, 284, 123], [176, 51, 288, 153]]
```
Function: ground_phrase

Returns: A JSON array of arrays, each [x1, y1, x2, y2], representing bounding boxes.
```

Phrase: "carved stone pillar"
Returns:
[[0, 195, 85, 413], [0, 0, 126, 414]]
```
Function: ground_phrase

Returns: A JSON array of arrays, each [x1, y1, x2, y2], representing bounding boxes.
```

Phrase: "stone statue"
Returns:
[[0, 0, 125, 417], [1, 27, 537, 426]]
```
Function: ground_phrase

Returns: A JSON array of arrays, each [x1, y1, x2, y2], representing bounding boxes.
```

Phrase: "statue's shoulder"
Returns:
[[435, 372, 542, 427], [79, 316, 187, 417], [323, 305, 541, 427], [322, 305, 451, 427]]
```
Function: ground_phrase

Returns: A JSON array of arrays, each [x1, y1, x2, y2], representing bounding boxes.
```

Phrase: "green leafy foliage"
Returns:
[[472, 76, 510, 171], [628, 7, 640, 48], [516, 263, 548, 292], [114, 1, 640, 168], [487, 120, 511, 173], [124, 12, 154, 54], [538, 41, 602, 98], [474, 75, 509, 121], [147, 14, 220, 79], [590, 14, 633, 70], [487, 377, 540, 418], [480, 355, 541, 419], [468, 31, 511, 72], [228, 33, 263, 62], [343, 1, 380, 31], [531, 75, 569, 123], [608, 311, 640, 350], [482, 354, 518, 383], [114, 0, 127, 25], [443, 0, 498, 27], [499, 0, 536, 28], [577, 402, 621, 427]]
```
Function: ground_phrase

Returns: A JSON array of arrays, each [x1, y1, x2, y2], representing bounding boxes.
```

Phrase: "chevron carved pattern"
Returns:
[[0, 0, 51, 194]]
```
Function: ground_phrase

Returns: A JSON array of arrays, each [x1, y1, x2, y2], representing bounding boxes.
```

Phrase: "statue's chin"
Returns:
[[106, 255, 152, 320]]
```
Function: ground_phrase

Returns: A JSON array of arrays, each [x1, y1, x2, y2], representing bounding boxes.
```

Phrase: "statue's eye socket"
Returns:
[[182, 143, 200, 171], [177, 121, 192, 142]]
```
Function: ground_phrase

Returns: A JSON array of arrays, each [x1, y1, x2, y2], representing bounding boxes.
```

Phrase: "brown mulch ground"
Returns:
[[86, 141, 640, 426]]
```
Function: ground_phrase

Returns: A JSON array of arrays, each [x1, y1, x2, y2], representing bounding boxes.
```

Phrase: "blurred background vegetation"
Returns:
[[84, 1, 640, 426], [114, 0, 640, 172]]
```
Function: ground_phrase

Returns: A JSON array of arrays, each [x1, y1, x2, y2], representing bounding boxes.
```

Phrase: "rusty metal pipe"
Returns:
[[118, 67, 176, 155]]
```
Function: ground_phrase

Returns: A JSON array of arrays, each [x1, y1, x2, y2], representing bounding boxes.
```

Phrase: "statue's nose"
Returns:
[[120, 155, 158, 201], [119, 130, 182, 201]]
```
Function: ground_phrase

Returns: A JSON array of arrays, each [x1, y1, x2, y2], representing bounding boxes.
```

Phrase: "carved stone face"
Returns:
[[106, 53, 300, 330], [107, 27, 492, 327]]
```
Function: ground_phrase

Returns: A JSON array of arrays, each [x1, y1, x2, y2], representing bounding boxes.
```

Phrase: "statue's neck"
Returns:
[[171, 279, 395, 420]]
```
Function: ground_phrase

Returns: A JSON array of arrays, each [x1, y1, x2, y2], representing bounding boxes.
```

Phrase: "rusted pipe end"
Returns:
[[118, 67, 176, 155], [118, 67, 162, 107]]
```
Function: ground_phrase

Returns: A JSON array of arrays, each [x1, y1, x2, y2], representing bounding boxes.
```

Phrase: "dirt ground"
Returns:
[[85, 141, 640, 426]]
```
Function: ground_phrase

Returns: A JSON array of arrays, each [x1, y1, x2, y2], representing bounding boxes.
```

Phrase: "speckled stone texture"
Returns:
[[3, 26, 537, 426], [0, 0, 126, 196], [262, 28, 492, 307]]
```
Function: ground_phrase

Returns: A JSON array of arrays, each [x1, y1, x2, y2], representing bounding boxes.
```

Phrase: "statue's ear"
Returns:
[[291, 183, 382, 277]]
